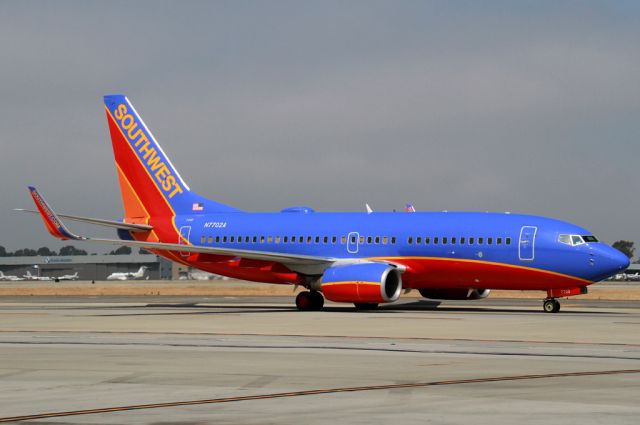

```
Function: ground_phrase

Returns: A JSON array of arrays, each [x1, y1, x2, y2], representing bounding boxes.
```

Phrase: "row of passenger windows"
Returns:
[[199, 234, 511, 246], [407, 236, 512, 246]]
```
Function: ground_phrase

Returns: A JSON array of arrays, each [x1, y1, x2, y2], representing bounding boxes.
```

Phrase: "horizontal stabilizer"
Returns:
[[14, 209, 152, 232]]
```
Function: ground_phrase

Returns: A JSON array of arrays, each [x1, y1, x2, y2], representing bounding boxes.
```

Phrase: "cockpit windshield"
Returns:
[[558, 234, 599, 246]]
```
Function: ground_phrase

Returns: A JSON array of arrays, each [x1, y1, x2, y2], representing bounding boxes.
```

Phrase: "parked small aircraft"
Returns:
[[106, 266, 148, 281], [0, 271, 24, 281], [55, 272, 79, 282], [23, 270, 52, 281]]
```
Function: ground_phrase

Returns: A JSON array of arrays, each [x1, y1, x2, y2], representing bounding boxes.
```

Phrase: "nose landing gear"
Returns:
[[543, 298, 561, 313]]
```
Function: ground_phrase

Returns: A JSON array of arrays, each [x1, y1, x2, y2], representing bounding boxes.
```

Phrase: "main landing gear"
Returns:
[[295, 290, 324, 311], [543, 298, 561, 313]]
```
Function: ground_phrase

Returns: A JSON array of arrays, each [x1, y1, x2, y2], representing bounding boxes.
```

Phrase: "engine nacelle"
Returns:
[[418, 288, 490, 300], [320, 263, 402, 304]]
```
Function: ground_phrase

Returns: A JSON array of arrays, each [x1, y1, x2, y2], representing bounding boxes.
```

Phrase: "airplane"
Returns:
[[106, 266, 148, 281], [54, 272, 79, 282], [21, 94, 630, 313], [0, 271, 24, 281], [23, 270, 52, 281]]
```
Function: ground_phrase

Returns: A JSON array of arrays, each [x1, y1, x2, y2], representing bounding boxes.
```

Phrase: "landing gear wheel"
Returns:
[[354, 303, 379, 310], [543, 299, 561, 313], [308, 291, 324, 311], [296, 291, 312, 311], [296, 291, 324, 311]]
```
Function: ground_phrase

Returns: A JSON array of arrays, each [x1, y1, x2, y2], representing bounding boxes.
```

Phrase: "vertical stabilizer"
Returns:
[[103, 94, 239, 218]]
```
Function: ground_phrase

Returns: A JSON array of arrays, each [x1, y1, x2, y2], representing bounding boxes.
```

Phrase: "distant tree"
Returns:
[[13, 248, 37, 257], [109, 246, 132, 255], [58, 245, 88, 256], [612, 240, 635, 259], [138, 248, 152, 255], [0, 246, 8, 257], [36, 247, 57, 256]]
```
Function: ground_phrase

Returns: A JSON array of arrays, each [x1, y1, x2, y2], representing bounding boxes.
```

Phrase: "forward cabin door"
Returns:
[[518, 226, 537, 261]]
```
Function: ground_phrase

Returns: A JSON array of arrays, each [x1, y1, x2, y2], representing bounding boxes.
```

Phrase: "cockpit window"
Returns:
[[559, 234, 596, 246], [558, 234, 571, 245], [571, 235, 585, 245]]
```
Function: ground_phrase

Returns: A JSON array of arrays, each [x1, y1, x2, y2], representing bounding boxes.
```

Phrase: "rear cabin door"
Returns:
[[518, 226, 537, 261], [178, 226, 192, 257]]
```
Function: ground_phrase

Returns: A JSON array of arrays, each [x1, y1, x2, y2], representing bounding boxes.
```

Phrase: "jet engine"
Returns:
[[319, 263, 402, 304], [418, 288, 490, 300]]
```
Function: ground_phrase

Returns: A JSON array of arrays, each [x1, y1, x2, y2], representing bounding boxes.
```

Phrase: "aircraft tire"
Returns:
[[296, 291, 313, 311], [308, 291, 324, 311], [543, 299, 560, 313]]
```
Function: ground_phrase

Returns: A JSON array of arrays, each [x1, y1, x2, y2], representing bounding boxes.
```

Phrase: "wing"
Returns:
[[25, 186, 335, 269]]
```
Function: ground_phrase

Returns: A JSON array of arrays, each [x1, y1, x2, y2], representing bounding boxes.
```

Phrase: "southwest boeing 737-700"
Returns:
[[21, 94, 629, 313]]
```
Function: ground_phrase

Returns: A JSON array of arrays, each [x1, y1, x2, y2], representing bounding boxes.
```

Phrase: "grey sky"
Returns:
[[1, 1, 639, 253]]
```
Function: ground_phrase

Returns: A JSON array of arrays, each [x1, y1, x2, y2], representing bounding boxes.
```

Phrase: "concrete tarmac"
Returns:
[[0, 296, 638, 424]]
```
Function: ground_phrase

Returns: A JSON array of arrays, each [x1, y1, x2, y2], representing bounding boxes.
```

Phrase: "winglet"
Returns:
[[28, 186, 80, 241]]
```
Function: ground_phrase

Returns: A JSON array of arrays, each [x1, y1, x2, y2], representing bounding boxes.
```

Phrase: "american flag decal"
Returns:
[[192, 202, 204, 211]]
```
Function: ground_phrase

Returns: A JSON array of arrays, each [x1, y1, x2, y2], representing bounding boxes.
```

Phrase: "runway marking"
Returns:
[[1, 369, 638, 423], [0, 329, 638, 347]]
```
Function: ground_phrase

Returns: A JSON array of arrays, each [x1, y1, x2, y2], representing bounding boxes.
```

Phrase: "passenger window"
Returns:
[[260, 236, 265, 243], [230, 236, 235, 243], [408, 236, 413, 244], [451, 237, 456, 244], [497, 237, 502, 245], [324, 236, 329, 243], [460, 237, 465, 244], [375, 236, 380, 244], [434, 237, 439, 244], [252, 236, 257, 243], [245, 236, 250, 243], [268, 236, 273, 243], [478, 237, 484, 244], [208, 236, 213, 244], [359, 236, 364, 244], [506, 237, 511, 245], [223, 236, 228, 243], [469, 237, 474, 244], [332, 236, 337, 244], [488, 238, 493, 245], [216, 236, 220, 243], [425, 237, 430, 244], [284, 236, 288, 243], [307, 236, 312, 243], [382, 236, 388, 245], [367, 236, 372, 244], [275, 236, 281, 243], [391, 237, 396, 244], [442, 237, 448, 244], [200, 236, 205, 244], [315, 236, 320, 243], [340, 236, 346, 244], [416, 237, 422, 244]]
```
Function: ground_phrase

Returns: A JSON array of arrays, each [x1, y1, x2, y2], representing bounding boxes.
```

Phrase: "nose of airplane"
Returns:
[[594, 245, 630, 279]]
